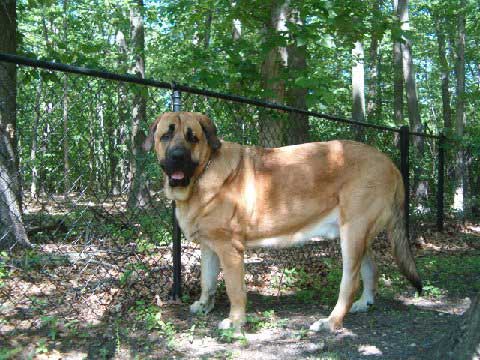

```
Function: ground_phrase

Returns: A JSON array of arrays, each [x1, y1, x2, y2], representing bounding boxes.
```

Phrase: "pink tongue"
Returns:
[[171, 171, 185, 180]]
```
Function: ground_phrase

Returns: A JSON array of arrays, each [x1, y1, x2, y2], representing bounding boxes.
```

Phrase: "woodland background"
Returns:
[[3, 0, 479, 243], [1, 1, 480, 359]]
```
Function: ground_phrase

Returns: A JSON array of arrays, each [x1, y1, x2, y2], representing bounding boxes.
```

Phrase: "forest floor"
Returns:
[[1, 221, 479, 359]]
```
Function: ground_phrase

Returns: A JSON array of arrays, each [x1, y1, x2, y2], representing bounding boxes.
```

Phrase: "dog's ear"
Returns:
[[197, 114, 221, 152], [143, 115, 162, 151]]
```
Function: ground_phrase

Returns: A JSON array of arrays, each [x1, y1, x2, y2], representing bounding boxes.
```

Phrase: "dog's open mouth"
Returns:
[[171, 171, 185, 180], [168, 170, 191, 187]]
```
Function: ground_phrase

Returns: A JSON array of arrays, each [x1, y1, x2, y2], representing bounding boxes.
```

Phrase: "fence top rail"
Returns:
[[0, 52, 442, 139]]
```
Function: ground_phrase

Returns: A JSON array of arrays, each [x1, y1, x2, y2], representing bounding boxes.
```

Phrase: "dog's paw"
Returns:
[[350, 299, 373, 313], [218, 318, 233, 330], [190, 299, 214, 315], [309, 318, 330, 332], [218, 318, 243, 336], [310, 318, 340, 333]]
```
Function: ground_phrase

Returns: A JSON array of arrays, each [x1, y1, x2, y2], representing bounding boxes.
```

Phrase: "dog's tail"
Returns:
[[387, 177, 423, 294]]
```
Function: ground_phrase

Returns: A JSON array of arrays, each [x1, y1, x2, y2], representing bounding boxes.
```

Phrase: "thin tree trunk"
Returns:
[[367, 1, 381, 123], [0, 0, 31, 250], [392, 0, 403, 147], [434, 13, 452, 132], [367, 36, 378, 122], [39, 108, 50, 196], [30, 77, 42, 199], [127, 0, 150, 209], [397, 0, 426, 201], [204, 10, 212, 49], [62, 0, 69, 197], [453, 1, 467, 215], [352, 40, 366, 141], [88, 99, 95, 193], [115, 30, 128, 195]]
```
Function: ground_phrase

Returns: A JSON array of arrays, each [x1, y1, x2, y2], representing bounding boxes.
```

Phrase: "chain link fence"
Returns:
[[0, 55, 454, 356]]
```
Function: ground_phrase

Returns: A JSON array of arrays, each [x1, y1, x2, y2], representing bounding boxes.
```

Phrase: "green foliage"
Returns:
[[0, 252, 11, 288], [11, 0, 480, 242], [130, 301, 177, 346], [247, 309, 287, 332]]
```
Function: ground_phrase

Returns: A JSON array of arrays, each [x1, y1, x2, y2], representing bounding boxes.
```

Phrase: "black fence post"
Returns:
[[436, 133, 445, 232], [399, 126, 410, 240], [171, 88, 182, 300]]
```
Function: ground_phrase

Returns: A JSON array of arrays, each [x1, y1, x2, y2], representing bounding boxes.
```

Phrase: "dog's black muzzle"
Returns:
[[161, 146, 198, 187]]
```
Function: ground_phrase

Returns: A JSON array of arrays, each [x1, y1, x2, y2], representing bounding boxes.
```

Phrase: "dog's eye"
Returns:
[[160, 133, 171, 141], [186, 128, 199, 143]]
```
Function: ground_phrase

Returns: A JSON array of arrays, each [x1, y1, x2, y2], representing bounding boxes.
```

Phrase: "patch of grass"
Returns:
[[0, 252, 11, 288], [269, 263, 342, 306], [0, 347, 22, 360], [377, 252, 480, 299], [40, 315, 59, 341], [217, 327, 236, 343], [130, 300, 177, 347], [417, 253, 480, 295], [247, 309, 287, 332]]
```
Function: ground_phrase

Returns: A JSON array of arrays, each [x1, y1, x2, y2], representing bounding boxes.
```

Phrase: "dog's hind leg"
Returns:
[[350, 249, 377, 313], [310, 219, 366, 332], [190, 243, 220, 315]]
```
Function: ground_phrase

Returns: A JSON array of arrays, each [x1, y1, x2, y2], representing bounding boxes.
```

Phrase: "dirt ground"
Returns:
[[1, 222, 479, 359]]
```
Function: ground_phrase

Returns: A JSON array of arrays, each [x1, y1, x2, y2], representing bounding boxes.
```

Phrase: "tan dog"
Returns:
[[144, 112, 422, 332]]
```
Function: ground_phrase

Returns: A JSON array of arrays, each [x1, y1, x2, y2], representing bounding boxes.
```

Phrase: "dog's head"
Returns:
[[143, 112, 221, 200]]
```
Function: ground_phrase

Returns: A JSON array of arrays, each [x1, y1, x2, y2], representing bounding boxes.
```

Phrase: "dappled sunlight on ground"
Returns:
[[1, 221, 479, 358], [397, 294, 472, 315]]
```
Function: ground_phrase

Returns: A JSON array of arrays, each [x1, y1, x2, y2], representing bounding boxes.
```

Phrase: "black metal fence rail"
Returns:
[[0, 52, 446, 300]]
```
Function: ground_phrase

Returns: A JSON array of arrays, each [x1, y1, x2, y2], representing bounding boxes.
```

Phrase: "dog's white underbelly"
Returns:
[[247, 207, 340, 248]]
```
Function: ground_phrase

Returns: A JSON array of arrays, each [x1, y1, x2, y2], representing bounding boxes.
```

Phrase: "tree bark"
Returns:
[[367, 35, 379, 122], [352, 40, 366, 141], [431, 295, 480, 359], [453, 1, 467, 215], [127, 0, 150, 209], [0, 0, 31, 250], [30, 77, 42, 199], [259, 0, 288, 147], [393, 0, 404, 129], [397, 0, 426, 201], [367, 0, 381, 123], [115, 29, 128, 196], [434, 12, 452, 132], [285, 7, 309, 145], [62, 0, 70, 197]]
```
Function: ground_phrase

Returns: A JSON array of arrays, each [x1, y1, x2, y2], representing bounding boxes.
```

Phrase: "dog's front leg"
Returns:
[[190, 243, 220, 315], [216, 241, 246, 332]]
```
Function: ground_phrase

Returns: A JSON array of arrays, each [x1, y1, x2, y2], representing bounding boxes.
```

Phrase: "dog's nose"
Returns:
[[169, 147, 187, 161]]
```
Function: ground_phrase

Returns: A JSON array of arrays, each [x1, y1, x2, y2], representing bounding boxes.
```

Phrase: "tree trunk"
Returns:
[[434, 12, 452, 132], [367, 35, 379, 122], [430, 294, 480, 359], [62, 0, 70, 197], [127, 0, 150, 209], [204, 10, 212, 49], [259, 0, 288, 147], [397, 0, 426, 202], [453, 2, 467, 216], [285, 7, 309, 145], [367, 0, 381, 123], [352, 40, 366, 141], [0, 0, 31, 250], [393, 0, 404, 129], [114, 30, 128, 196], [30, 77, 42, 199]]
